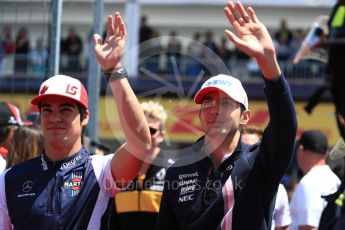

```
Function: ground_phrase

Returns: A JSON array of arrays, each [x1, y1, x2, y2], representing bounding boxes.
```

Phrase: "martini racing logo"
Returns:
[[64, 170, 83, 196]]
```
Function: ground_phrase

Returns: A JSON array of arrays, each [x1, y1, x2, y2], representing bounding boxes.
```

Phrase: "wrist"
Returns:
[[103, 66, 128, 83], [257, 53, 281, 80]]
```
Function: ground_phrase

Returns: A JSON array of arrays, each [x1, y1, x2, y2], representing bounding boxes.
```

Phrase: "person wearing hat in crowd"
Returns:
[[0, 102, 31, 173], [290, 130, 340, 230], [156, 2, 297, 229], [0, 12, 151, 229]]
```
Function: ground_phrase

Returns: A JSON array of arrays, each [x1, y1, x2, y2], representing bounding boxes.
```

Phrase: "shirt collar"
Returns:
[[41, 146, 89, 171]]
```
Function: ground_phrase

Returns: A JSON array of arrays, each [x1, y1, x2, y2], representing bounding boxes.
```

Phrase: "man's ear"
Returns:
[[81, 110, 90, 126], [240, 110, 251, 125]]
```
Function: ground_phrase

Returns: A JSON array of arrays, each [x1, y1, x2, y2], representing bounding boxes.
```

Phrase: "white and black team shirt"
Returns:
[[0, 147, 119, 229]]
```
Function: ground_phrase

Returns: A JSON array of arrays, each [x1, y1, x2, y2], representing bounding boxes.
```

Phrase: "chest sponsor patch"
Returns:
[[177, 172, 200, 203], [64, 170, 83, 196], [17, 180, 36, 198]]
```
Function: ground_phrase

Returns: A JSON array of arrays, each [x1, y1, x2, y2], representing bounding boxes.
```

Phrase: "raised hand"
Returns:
[[224, 1, 280, 79], [93, 12, 127, 70]]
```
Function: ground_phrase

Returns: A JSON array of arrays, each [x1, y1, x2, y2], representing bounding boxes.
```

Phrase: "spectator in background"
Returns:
[[290, 130, 340, 230], [274, 19, 294, 61], [291, 29, 305, 58], [203, 31, 218, 56], [110, 100, 172, 230], [0, 26, 15, 74], [142, 30, 162, 75], [234, 45, 250, 74], [241, 124, 263, 145], [14, 27, 30, 73], [166, 31, 182, 75], [203, 31, 219, 76], [62, 27, 83, 72], [30, 38, 48, 76], [218, 37, 233, 70], [318, 1, 345, 228], [140, 15, 153, 43], [0, 102, 30, 173], [242, 125, 291, 230], [6, 125, 44, 169], [186, 32, 204, 77]]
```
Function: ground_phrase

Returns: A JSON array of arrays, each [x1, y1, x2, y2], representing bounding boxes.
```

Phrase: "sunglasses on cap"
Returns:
[[149, 127, 159, 135]]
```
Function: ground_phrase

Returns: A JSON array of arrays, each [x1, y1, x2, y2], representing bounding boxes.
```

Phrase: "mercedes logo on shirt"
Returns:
[[22, 181, 33, 193]]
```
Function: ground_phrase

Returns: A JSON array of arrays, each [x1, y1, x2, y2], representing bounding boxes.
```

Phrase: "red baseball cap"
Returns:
[[31, 75, 88, 109], [0, 102, 32, 126]]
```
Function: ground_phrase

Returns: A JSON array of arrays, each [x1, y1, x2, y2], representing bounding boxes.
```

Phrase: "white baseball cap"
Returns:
[[31, 75, 88, 109], [194, 74, 248, 110]]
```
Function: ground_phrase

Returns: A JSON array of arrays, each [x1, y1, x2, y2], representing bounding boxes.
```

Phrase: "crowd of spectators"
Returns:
[[0, 17, 325, 80]]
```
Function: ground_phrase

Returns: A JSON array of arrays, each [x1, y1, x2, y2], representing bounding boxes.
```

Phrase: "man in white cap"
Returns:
[[0, 12, 151, 229], [156, 1, 297, 229]]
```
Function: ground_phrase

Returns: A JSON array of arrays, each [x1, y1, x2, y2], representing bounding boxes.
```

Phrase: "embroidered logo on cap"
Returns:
[[40, 85, 49, 95], [206, 80, 232, 87], [65, 84, 78, 95]]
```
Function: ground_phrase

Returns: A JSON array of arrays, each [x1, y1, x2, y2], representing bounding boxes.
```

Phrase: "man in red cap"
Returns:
[[0, 102, 30, 173], [0, 12, 151, 229]]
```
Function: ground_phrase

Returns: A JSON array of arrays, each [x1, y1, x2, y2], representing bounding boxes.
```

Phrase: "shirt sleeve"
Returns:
[[91, 154, 121, 197], [0, 170, 12, 230], [260, 75, 298, 183], [273, 184, 291, 227]]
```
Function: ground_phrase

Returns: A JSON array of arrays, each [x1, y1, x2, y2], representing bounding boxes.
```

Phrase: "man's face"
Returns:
[[146, 115, 164, 148], [296, 146, 308, 173], [40, 96, 88, 148], [199, 91, 242, 137]]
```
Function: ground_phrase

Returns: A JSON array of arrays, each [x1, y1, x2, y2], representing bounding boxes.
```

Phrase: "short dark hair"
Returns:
[[240, 103, 246, 115], [0, 126, 12, 144]]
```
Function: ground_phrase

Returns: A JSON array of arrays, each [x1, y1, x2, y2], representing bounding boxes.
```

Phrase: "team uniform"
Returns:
[[156, 75, 297, 230], [290, 165, 340, 229], [110, 158, 172, 230], [272, 184, 291, 229], [0, 147, 119, 229]]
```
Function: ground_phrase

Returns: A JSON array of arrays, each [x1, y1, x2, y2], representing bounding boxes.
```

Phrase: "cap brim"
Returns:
[[194, 86, 234, 104], [31, 94, 87, 109]]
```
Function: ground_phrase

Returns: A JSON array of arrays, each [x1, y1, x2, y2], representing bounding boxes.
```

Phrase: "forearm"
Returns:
[[109, 78, 151, 156], [256, 49, 281, 80], [108, 78, 151, 183]]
